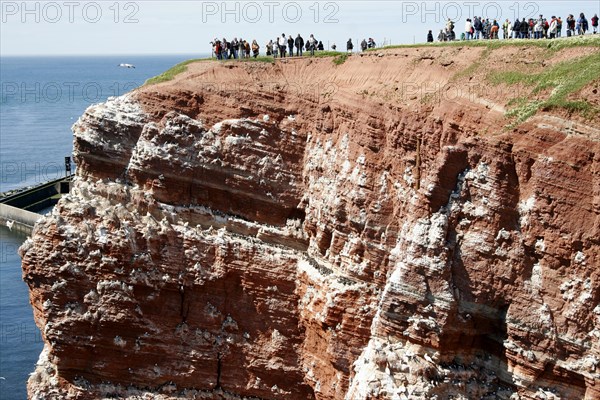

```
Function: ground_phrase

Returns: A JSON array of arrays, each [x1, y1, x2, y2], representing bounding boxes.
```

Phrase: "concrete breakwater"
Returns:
[[0, 175, 73, 234]]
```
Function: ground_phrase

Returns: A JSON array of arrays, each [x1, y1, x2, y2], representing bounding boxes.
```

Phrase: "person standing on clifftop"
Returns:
[[549, 16, 558, 39], [221, 38, 228, 59], [512, 18, 520, 38], [465, 18, 473, 40], [237, 38, 242, 57], [361, 39, 367, 51], [231, 38, 239, 59], [534, 17, 543, 39], [438, 29, 445, 42], [427, 30, 434, 42], [287, 35, 294, 57], [251, 40, 259, 58], [473, 16, 483, 39], [266, 40, 273, 56], [227, 39, 234, 59], [244, 40, 251, 58], [577, 13, 589, 35], [346, 38, 353, 53], [278, 34, 287, 57], [490, 20, 500, 39], [295, 34, 304, 57], [592, 14, 599, 34], [482, 19, 491, 39], [528, 18, 535, 39], [566, 14, 575, 36], [214, 40, 222, 60], [502, 19, 510, 39], [520, 18, 528, 38], [307, 34, 317, 56]]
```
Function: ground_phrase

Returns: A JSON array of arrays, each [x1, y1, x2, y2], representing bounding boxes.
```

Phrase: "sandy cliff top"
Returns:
[[138, 38, 599, 133]]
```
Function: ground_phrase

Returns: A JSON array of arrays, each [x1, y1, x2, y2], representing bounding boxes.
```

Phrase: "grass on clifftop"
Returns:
[[144, 58, 207, 85], [144, 51, 351, 85], [333, 53, 349, 65], [489, 51, 600, 125], [379, 34, 600, 52]]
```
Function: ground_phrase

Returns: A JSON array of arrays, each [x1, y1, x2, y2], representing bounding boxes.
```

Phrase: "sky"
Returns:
[[1, 1, 599, 56]]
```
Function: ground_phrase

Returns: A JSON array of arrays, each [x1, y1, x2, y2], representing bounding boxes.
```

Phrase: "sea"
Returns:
[[0, 54, 206, 400]]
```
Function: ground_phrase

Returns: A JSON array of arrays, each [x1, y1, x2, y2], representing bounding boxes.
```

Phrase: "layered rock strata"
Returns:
[[21, 45, 600, 399]]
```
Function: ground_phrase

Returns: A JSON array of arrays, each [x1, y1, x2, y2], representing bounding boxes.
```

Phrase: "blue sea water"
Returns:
[[0, 226, 38, 400], [0, 54, 205, 400], [1, 55, 208, 192]]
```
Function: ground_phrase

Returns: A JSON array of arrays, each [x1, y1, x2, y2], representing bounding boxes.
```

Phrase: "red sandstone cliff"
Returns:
[[20, 41, 600, 399]]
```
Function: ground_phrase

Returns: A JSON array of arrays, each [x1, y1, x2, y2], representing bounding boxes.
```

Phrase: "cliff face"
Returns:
[[20, 43, 600, 399]]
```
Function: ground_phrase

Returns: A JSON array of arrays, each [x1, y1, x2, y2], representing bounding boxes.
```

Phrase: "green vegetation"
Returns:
[[488, 71, 532, 85], [240, 56, 276, 63], [489, 52, 600, 125], [313, 50, 344, 58], [144, 37, 599, 127], [450, 47, 492, 82], [333, 53, 349, 65], [144, 58, 207, 85], [416, 35, 600, 125], [144, 51, 349, 86], [379, 34, 600, 52], [241, 51, 345, 62]]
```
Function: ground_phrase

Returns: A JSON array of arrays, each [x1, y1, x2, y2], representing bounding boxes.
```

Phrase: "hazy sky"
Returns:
[[1, 1, 598, 55]]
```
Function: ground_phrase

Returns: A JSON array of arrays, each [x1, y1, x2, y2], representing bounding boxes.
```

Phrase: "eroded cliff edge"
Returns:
[[20, 42, 600, 399]]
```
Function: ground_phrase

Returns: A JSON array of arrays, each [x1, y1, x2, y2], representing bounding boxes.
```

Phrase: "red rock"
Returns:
[[21, 45, 600, 399]]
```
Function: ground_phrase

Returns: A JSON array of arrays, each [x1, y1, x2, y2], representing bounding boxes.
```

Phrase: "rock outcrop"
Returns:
[[21, 42, 600, 399]]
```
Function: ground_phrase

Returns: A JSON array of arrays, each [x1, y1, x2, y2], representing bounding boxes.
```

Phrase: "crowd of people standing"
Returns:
[[211, 33, 381, 59], [429, 11, 598, 42], [211, 38, 260, 59], [265, 34, 320, 57], [210, 9, 598, 59]]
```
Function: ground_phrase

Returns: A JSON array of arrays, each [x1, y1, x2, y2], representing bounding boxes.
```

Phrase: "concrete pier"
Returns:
[[0, 175, 73, 234], [0, 203, 42, 235]]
